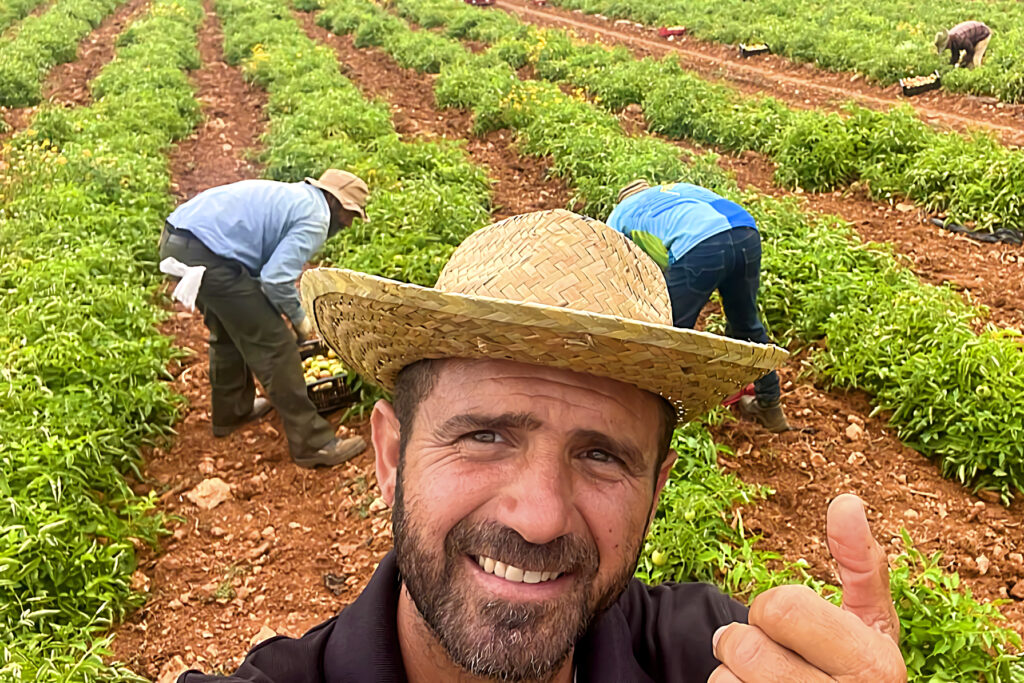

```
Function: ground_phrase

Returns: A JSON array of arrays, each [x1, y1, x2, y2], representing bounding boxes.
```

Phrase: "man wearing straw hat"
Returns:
[[180, 210, 905, 682], [935, 21, 991, 69], [158, 170, 370, 468], [608, 180, 790, 433]]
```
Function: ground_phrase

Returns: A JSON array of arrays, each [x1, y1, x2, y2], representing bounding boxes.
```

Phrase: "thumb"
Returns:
[[826, 493, 900, 644]]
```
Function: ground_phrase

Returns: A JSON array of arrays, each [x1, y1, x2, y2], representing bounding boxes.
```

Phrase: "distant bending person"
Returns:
[[935, 21, 991, 69]]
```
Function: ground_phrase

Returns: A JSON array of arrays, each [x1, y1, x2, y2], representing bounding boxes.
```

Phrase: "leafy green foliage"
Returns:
[[0, 0, 48, 32], [0, 0, 125, 106], [548, 0, 1024, 103], [889, 531, 1024, 681], [0, 0, 204, 677], [480, 22, 1024, 234]]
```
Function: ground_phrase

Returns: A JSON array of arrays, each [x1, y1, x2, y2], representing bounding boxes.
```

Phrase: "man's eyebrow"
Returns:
[[571, 429, 647, 475], [435, 412, 542, 438]]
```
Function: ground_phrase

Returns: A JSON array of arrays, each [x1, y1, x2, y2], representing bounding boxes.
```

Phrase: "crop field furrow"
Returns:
[[293, 8, 572, 222], [541, 0, 1024, 105], [0, 0, 51, 34], [0, 0, 151, 147], [492, 0, 1024, 148], [0, 0, 205, 676], [0, 0, 145, 142], [0, 0, 132, 107], [402, 1, 1024, 241]]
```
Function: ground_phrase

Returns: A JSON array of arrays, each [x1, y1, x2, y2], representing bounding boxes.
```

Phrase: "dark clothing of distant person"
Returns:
[[943, 21, 991, 68]]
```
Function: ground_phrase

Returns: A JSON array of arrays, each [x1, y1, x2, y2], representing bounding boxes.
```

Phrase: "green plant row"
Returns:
[[215, 0, 491, 290], [0, 0, 49, 33], [550, 0, 1024, 104], [0, 0, 127, 107], [387, 0, 1024, 500], [0, 0, 205, 678], [306, 5, 1024, 675], [403, 0, 1024, 236], [646, 424, 1024, 681]]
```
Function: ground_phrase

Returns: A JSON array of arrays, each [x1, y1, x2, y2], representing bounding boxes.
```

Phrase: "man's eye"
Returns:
[[467, 431, 503, 444], [583, 449, 619, 465]]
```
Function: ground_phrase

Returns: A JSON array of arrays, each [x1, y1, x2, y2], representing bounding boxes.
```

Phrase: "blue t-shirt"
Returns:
[[605, 184, 756, 266], [167, 179, 330, 325]]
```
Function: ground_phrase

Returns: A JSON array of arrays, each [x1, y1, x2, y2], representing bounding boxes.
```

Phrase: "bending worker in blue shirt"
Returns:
[[607, 180, 790, 432], [158, 170, 370, 467]]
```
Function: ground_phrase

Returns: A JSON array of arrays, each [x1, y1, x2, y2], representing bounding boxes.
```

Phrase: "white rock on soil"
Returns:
[[976, 554, 991, 575], [156, 655, 188, 683], [185, 478, 233, 510], [251, 625, 278, 647], [844, 423, 864, 441]]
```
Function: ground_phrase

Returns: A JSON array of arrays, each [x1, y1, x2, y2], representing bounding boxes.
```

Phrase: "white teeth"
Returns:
[[475, 556, 562, 583], [523, 570, 542, 584], [505, 566, 525, 582]]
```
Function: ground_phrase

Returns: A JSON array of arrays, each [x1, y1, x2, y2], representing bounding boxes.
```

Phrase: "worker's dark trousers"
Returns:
[[664, 226, 781, 404], [159, 227, 335, 459]]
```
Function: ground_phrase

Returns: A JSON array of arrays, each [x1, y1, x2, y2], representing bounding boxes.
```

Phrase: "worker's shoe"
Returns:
[[295, 436, 366, 469], [212, 397, 273, 437], [737, 396, 791, 433]]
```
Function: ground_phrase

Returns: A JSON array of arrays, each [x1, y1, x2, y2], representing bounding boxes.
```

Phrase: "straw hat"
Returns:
[[305, 169, 369, 220], [935, 30, 949, 53], [300, 209, 788, 421]]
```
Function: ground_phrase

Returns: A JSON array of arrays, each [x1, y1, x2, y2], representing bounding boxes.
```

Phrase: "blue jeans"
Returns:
[[665, 227, 780, 403]]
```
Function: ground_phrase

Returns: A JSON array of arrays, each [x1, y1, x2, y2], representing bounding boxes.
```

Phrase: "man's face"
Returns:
[[373, 359, 674, 681]]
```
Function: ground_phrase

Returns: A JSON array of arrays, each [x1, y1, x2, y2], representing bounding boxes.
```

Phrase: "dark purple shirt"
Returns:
[[946, 21, 991, 65], [179, 551, 747, 682]]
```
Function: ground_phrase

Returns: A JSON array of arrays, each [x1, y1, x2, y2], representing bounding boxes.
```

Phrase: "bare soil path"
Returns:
[[494, 0, 1024, 148], [295, 9, 574, 219]]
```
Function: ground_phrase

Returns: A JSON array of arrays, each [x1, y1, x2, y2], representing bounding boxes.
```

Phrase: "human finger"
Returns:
[[827, 494, 900, 643], [748, 584, 903, 679], [707, 664, 744, 683], [711, 622, 833, 683]]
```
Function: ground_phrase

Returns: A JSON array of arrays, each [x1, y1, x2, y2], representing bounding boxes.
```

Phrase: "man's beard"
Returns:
[[393, 486, 642, 682]]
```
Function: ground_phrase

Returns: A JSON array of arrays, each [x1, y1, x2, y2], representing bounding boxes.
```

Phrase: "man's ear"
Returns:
[[371, 399, 401, 506], [649, 449, 678, 527]]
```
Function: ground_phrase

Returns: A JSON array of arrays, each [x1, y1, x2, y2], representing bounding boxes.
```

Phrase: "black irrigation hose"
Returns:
[[930, 217, 1024, 246]]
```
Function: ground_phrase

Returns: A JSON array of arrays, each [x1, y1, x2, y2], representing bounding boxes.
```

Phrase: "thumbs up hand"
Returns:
[[708, 494, 906, 682]]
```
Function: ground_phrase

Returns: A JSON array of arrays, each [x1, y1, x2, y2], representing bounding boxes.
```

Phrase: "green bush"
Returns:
[[0, 0, 204, 677], [0, 0, 125, 106]]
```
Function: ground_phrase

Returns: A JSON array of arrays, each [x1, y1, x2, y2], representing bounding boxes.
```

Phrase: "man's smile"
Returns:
[[463, 555, 573, 600], [474, 554, 565, 583]]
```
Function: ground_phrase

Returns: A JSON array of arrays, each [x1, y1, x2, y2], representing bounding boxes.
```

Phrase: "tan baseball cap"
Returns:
[[306, 169, 369, 220]]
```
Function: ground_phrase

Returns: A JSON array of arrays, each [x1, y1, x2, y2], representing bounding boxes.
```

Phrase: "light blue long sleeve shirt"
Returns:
[[167, 179, 330, 326], [605, 183, 757, 266]]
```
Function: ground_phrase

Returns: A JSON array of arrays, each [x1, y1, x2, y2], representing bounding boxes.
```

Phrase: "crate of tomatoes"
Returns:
[[299, 341, 356, 413], [900, 72, 941, 97]]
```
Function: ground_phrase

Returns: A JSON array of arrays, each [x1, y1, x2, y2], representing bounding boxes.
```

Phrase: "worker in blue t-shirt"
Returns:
[[606, 179, 790, 432], [158, 170, 371, 466]]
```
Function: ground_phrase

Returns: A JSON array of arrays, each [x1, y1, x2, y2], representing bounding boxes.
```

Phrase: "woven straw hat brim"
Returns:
[[301, 268, 789, 421]]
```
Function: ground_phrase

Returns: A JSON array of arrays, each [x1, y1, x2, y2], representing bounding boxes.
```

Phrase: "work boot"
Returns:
[[737, 396, 791, 433], [295, 436, 366, 469], [212, 397, 273, 437]]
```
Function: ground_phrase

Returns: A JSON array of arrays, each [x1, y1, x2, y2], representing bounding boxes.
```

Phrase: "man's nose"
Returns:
[[494, 445, 575, 546]]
